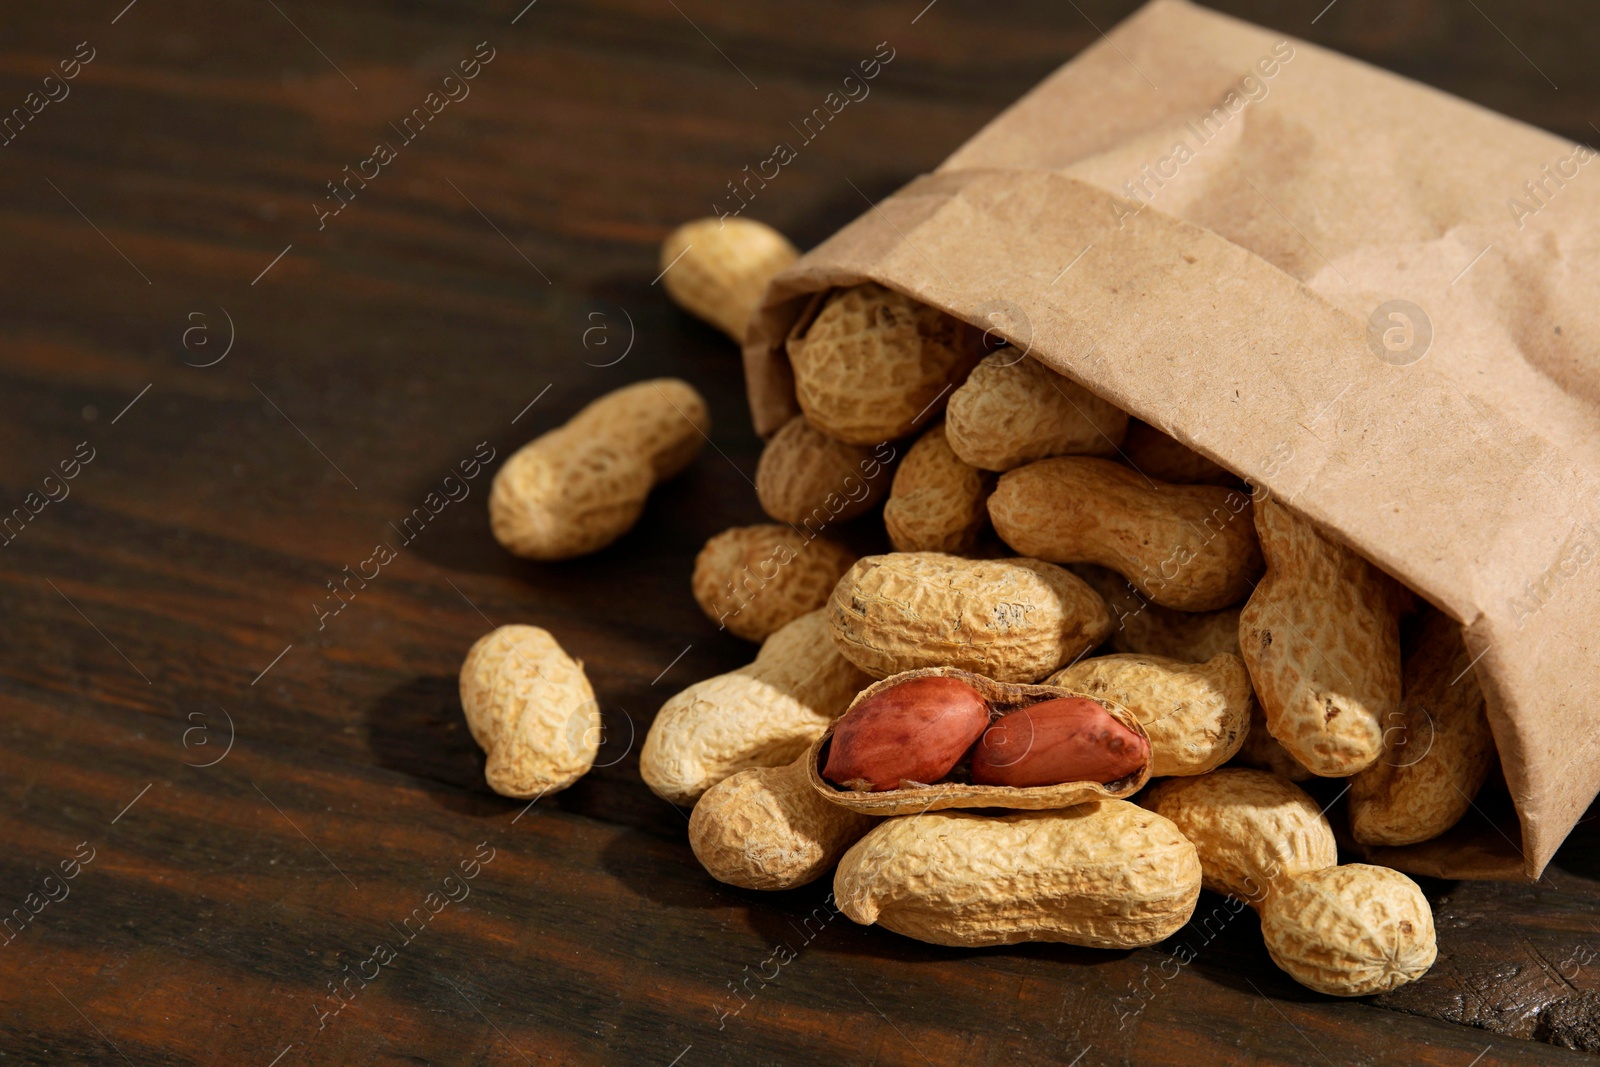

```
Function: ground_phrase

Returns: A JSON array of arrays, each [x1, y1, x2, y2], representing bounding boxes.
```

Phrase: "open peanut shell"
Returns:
[[805, 665, 1151, 816]]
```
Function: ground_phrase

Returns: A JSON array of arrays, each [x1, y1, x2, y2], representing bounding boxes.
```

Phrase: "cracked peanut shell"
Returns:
[[1239, 497, 1403, 777], [691, 524, 856, 641], [1047, 652, 1252, 778], [944, 352, 1128, 471], [640, 609, 872, 806], [827, 552, 1112, 683], [833, 801, 1201, 949], [989, 457, 1262, 611], [459, 625, 599, 799], [788, 284, 984, 445]]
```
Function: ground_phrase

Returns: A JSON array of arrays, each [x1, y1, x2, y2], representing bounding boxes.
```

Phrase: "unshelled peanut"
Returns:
[[882, 422, 993, 554], [640, 609, 871, 805], [689, 755, 874, 890], [989, 457, 1262, 611], [834, 802, 1200, 949], [691, 524, 855, 642], [459, 625, 599, 798], [1047, 652, 1251, 777], [943, 352, 1128, 471], [755, 415, 892, 527], [1239, 497, 1403, 777], [490, 379, 708, 560], [827, 552, 1112, 683], [788, 284, 983, 444], [1073, 564, 1242, 662], [1349, 608, 1496, 845], [659, 218, 799, 342]]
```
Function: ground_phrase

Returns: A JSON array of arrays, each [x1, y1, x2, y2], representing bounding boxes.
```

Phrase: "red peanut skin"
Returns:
[[823, 677, 990, 791], [970, 697, 1147, 787]]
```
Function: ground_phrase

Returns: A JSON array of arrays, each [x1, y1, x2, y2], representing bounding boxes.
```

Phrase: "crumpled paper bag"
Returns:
[[743, 0, 1600, 880]]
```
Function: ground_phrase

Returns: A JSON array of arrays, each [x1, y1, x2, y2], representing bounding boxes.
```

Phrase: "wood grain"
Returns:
[[1, 0, 1598, 1063]]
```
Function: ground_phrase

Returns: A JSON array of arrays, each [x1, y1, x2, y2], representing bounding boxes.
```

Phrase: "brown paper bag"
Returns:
[[743, 0, 1600, 880]]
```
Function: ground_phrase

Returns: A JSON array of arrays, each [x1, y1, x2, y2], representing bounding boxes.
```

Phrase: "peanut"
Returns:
[[659, 218, 799, 342], [882, 422, 993, 554], [1233, 703, 1315, 782], [834, 802, 1201, 949], [788, 284, 984, 444], [1239, 496, 1403, 777], [1074, 564, 1242, 662], [1121, 421, 1237, 486], [489, 379, 708, 560], [1262, 864, 1438, 997], [640, 609, 871, 805], [806, 667, 1151, 815], [989, 457, 1262, 611], [969, 696, 1148, 787], [459, 625, 598, 798], [944, 352, 1128, 470], [691, 525, 856, 642], [1046, 652, 1251, 777], [755, 415, 892, 527], [1142, 769, 1437, 995], [823, 675, 990, 791], [1349, 608, 1496, 845], [828, 552, 1112, 683], [689, 755, 874, 890]]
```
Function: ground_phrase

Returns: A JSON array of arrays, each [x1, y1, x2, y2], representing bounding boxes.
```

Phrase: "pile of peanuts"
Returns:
[[458, 217, 1497, 998]]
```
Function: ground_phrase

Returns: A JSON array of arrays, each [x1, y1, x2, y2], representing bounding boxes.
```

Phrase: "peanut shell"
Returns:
[[1233, 703, 1315, 782], [989, 457, 1262, 611], [806, 666, 1151, 816], [788, 284, 983, 445], [489, 379, 708, 560], [1073, 564, 1242, 662], [689, 756, 874, 890], [1047, 652, 1252, 777], [755, 415, 893, 527], [1349, 608, 1496, 846], [944, 352, 1128, 471], [459, 625, 599, 799], [883, 422, 994, 554], [640, 609, 872, 806], [1140, 769, 1336, 902], [1260, 864, 1438, 996], [833, 801, 1201, 949], [827, 552, 1112, 683], [660, 218, 798, 342], [691, 525, 856, 642], [1239, 496, 1403, 777]]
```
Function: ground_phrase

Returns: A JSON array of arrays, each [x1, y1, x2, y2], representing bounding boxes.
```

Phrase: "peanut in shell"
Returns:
[[944, 352, 1128, 471]]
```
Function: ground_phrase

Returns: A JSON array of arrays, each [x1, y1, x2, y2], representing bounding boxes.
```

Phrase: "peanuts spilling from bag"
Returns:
[[458, 216, 1497, 999]]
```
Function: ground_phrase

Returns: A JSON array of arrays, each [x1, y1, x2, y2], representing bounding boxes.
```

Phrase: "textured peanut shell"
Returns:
[[788, 284, 983, 445], [660, 218, 799, 342], [1073, 564, 1242, 661], [640, 610, 872, 806], [883, 423, 993, 554], [1260, 864, 1438, 996], [1047, 652, 1252, 777], [1140, 769, 1337, 902], [1121, 421, 1238, 486], [1234, 703, 1315, 782], [489, 379, 709, 560], [944, 352, 1128, 471], [1349, 608, 1496, 846], [828, 552, 1112, 683], [834, 802, 1201, 949], [689, 756, 874, 890], [806, 666, 1151, 815], [989, 457, 1262, 611], [1239, 497, 1403, 777], [459, 625, 599, 798], [755, 415, 891, 526], [691, 525, 856, 642]]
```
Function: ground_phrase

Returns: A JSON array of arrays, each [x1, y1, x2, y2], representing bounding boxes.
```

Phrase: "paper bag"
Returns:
[[742, 0, 1600, 880]]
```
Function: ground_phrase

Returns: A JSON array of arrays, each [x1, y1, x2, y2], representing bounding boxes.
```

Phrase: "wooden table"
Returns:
[[3, 1, 1598, 1063]]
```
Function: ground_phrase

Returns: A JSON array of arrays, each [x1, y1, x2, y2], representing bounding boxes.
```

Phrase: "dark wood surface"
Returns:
[[4, 1, 1600, 1063]]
